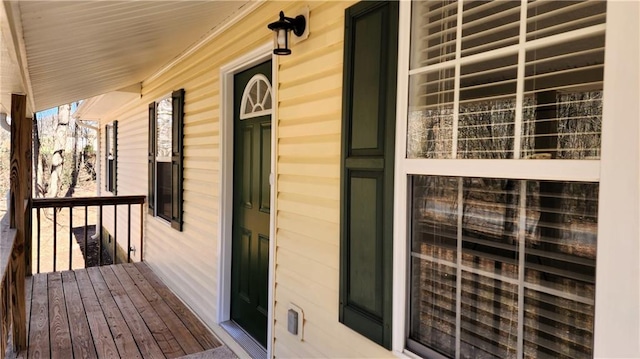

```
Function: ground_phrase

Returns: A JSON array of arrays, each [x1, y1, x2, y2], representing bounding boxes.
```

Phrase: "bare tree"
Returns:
[[46, 104, 70, 198]]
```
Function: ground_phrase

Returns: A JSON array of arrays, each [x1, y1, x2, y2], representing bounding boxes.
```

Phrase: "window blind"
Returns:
[[461, 1, 521, 57], [410, 175, 459, 356], [521, 34, 605, 159], [408, 1, 606, 161], [526, 1, 607, 41], [411, 1, 458, 69], [408, 68, 455, 158], [410, 177, 597, 359], [458, 55, 518, 159], [523, 181, 597, 358]]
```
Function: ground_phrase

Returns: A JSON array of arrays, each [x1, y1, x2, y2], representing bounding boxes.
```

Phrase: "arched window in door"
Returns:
[[239, 74, 272, 119]]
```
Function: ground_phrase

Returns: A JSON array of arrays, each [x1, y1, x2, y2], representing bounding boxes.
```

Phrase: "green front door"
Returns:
[[231, 60, 272, 348]]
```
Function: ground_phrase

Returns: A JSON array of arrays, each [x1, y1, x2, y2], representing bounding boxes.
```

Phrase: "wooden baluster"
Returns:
[[84, 205, 88, 269], [127, 204, 131, 263], [140, 203, 144, 262], [36, 208, 41, 274], [98, 205, 103, 266], [113, 205, 117, 264], [69, 207, 73, 270], [53, 208, 57, 272]]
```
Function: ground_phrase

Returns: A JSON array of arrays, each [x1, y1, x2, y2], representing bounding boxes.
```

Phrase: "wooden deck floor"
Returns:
[[19, 263, 222, 359]]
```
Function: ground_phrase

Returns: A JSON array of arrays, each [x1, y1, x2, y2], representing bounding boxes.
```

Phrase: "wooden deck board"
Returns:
[[27, 273, 49, 359], [75, 269, 119, 358], [17, 263, 222, 359], [98, 266, 164, 358], [134, 263, 221, 350], [121, 263, 204, 355], [87, 267, 142, 359], [48, 272, 73, 359], [61, 271, 97, 359], [111, 265, 185, 358]]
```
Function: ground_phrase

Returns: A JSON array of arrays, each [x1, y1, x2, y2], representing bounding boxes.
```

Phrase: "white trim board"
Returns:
[[217, 41, 276, 359]]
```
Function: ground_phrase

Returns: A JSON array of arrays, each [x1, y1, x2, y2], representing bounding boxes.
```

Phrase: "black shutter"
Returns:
[[171, 89, 185, 231], [148, 102, 156, 214], [112, 120, 118, 195], [339, 0, 398, 349]]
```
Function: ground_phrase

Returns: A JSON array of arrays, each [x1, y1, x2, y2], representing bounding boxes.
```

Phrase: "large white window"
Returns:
[[397, 1, 607, 358]]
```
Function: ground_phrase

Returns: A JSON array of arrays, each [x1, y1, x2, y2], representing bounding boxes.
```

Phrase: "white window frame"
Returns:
[[391, 1, 640, 358]]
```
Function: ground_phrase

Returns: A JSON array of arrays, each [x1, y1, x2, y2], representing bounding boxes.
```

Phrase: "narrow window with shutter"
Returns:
[[148, 89, 185, 231], [404, 1, 606, 358], [340, 0, 398, 349]]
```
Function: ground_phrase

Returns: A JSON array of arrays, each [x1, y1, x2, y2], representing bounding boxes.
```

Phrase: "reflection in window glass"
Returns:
[[410, 1, 458, 69], [156, 97, 172, 161], [521, 35, 604, 159], [409, 176, 598, 358], [458, 55, 518, 159], [410, 176, 458, 356], [156, 97, 172, 221], [408, 69, 455, 158], [523, 181, 597, 358], [461, 1, 520, 57], [407, 1, 606, 160]]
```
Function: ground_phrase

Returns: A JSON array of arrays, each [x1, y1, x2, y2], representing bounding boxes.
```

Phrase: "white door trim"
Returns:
[[217, 41, 277, 358]]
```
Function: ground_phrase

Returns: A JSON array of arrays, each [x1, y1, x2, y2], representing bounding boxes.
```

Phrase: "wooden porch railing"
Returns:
[[0, 214, 20, 357], [1, 94, 31, 357], [31, 196, 146, 273]]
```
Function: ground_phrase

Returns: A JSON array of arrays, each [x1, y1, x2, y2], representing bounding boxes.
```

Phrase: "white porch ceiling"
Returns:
[[6, 0, 251, 112]]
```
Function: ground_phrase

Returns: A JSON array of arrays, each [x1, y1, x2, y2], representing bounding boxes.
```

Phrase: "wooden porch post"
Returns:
[[9, 93, 30, 351]]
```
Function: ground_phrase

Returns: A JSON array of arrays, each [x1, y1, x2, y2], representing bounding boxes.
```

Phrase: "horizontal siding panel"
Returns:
[[277, 310, 389, 359], [277, 210, 339, 243], [184, 102, 216, 116], [183, 168, 216, 181], [279, 87, 342, 108], [279, 141, 341, 157], [278, 174, 339, 200], [278, 161, 339, 179], [183, 148, 218, 159], [278, 95, 341, 120], [278, 45, 343, 82], [184, 113, 220, 128], [276, 246, 337, 289], [273, 325, 325, 358], [279, 72, 342, 103], [277, 193, 339, 222], [183, 136, 219, 147], [277, 229, 339, 270], [275, 267, 337, 313], [278, 119, 341, 139]]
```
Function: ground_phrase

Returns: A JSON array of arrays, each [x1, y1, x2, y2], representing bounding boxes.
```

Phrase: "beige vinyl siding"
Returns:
[[274, 1, 392, 358], [99, 1, 395, 357], [100, 107, 146, 262]]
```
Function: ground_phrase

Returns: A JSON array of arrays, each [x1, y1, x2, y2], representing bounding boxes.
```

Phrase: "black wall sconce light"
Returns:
[[267, 10, 307, 55]]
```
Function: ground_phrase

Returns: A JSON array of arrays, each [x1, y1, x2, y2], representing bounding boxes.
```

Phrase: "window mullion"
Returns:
[[516, 180, 527, 359], [515, 2, 528, 355], [451, 0, 463, 159], [513, 0, 528, 159], [454, 177, 463, 358]]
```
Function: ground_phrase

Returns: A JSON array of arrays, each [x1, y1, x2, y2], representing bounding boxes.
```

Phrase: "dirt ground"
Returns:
[[32, 179, 111, 274]]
